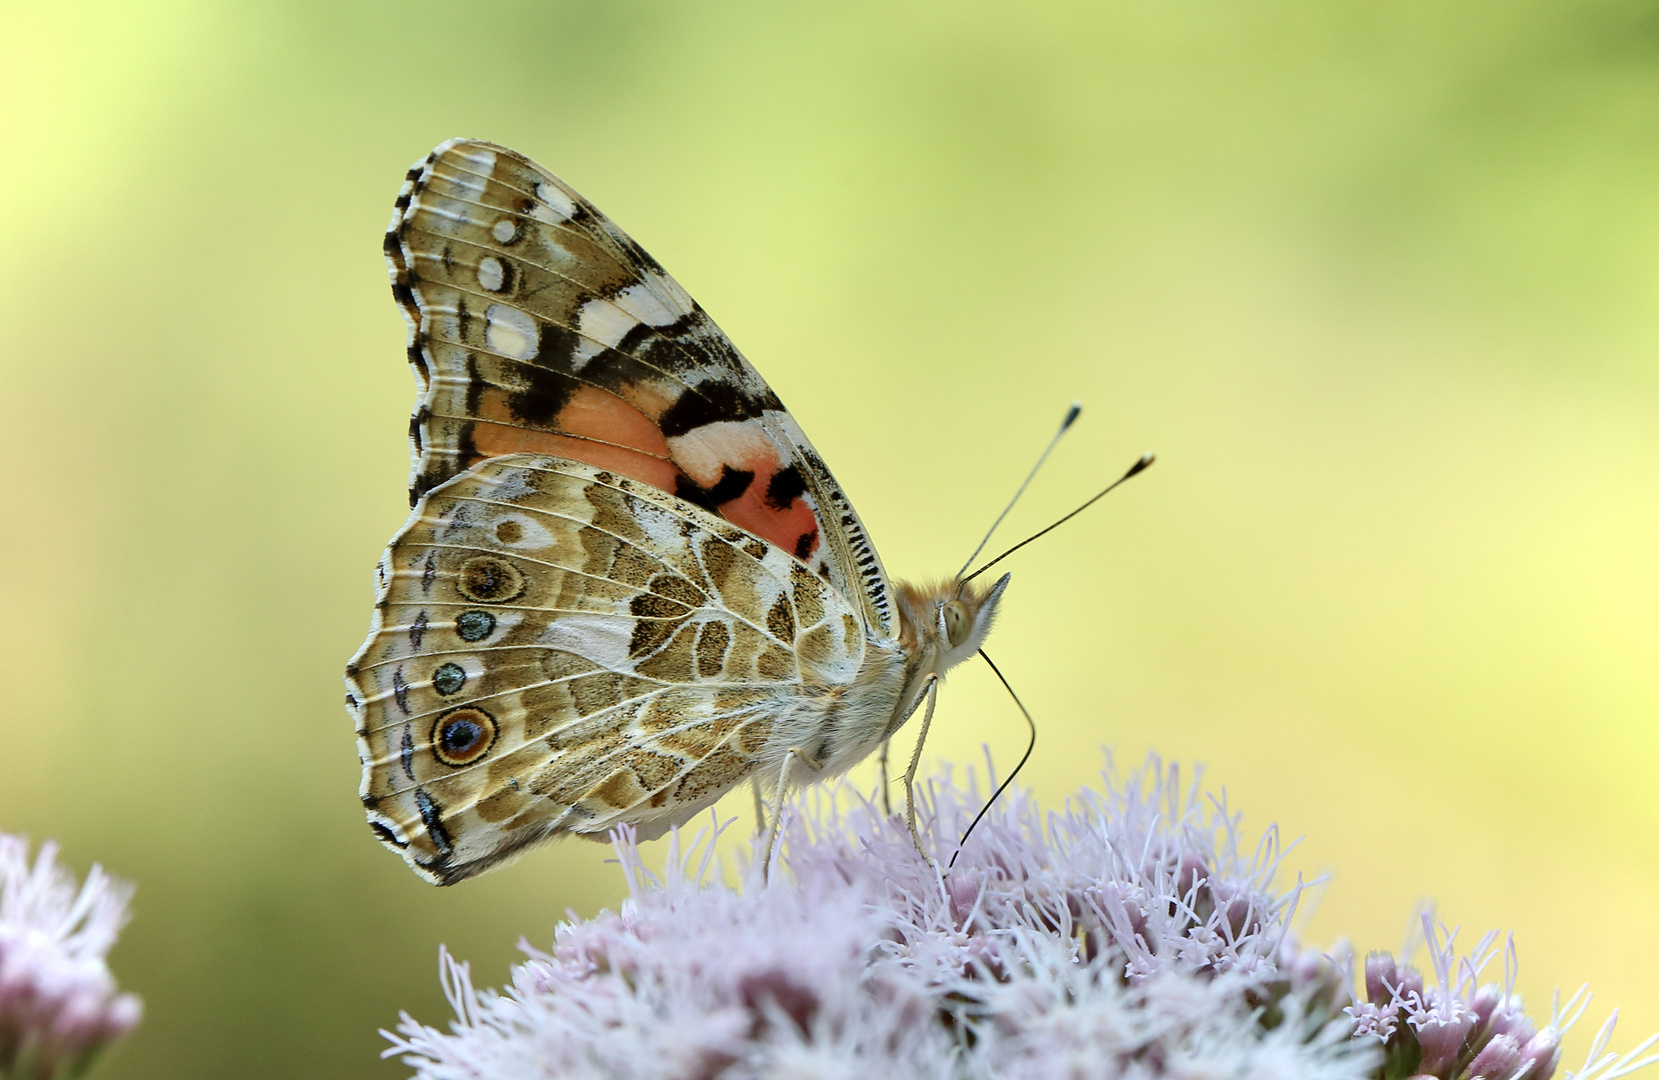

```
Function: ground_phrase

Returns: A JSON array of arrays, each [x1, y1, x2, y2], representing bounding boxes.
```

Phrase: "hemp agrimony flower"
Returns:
[[0, 836, 140, 1080], [384, 757, 1658, 1080]]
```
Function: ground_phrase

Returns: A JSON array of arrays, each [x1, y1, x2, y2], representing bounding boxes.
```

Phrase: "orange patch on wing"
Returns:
[[468, 422, 679, 492], [465, 386, 681, 493], [719, 462, 820, 561], [664, 424, 821, 560], [554, 386, 673, 459]]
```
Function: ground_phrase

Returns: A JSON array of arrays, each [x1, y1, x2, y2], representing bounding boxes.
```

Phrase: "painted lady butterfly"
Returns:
[[346, 139, 1009, 884]]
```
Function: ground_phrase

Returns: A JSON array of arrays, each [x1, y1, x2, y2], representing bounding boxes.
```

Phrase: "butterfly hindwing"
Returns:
[[387, 138, 895, 635], [345, 454, 867, 884]]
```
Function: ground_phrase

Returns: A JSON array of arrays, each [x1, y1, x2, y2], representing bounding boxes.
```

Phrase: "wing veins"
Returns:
[[363, 670, 788, 739], [374, 695, 777, 793]]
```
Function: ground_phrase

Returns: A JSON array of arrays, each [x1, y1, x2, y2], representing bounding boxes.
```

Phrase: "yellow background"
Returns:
[[1, 2, 1655, 1077]]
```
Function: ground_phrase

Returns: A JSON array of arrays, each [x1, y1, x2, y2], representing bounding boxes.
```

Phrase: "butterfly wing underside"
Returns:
[[385, 138, 895, 636], [346, 455, 868, 884]]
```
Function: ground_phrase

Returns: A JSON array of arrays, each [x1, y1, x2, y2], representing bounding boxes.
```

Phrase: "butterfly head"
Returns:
[[896, 572, 1011, 676]]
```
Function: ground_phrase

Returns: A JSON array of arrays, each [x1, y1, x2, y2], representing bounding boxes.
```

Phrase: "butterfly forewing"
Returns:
[[346, 454, 867, 883], [387, 139, 895, 636]]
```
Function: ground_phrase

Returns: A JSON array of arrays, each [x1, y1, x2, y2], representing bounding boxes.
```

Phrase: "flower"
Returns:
[[384, 756, 1659, 1080], [1347, 911, 1659, 1080], [0, 836, 141, 1080]]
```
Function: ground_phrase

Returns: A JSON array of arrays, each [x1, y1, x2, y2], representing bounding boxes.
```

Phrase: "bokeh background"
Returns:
[[1, 1, 1656, 1076]]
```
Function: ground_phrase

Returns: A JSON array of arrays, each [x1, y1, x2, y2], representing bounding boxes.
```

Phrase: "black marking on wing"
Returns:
[[405, 343, 429, 384], [672, 465, 755, 513], [657, 379, 782, 439], [766, 463, 807, 511], [369, 820, 406, 848], [393, 668, 411, 715], [415, 789, 453, 855], [455, 296, 473, 341], [462, 353, 485, 417], [612, 319, 663, 360], [507, 340, 580, 424], [705, 466, 756, 504]]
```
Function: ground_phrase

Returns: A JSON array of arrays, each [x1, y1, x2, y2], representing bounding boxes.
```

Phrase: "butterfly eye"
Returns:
[[431, 707, 497, 767], [943, 601, 971, 647], [456, 556, 526, 603]]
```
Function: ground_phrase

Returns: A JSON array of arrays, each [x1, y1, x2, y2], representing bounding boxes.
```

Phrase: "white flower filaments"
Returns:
[[0, 835, 141, 1080], [384, 757, 1658, 1080]]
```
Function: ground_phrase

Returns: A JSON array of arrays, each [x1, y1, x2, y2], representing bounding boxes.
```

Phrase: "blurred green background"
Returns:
[[1, 1, 1655, 1075]]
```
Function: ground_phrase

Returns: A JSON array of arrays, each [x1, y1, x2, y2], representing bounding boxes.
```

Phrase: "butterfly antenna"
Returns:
[[961, 451, 1154, 585], [949, 649, 1034, 869], [955, 402, 1083, 579]]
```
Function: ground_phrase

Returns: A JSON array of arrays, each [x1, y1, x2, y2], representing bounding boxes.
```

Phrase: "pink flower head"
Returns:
[[382, 755, 1659, 1080], [0, 835, 141, 1079]]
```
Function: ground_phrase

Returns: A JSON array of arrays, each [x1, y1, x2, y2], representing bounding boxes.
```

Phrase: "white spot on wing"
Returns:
[[667, 421, 775, 487], [760, 547, 796, 586], [448, 148, 496, 202], [491, 219, 516, 243], [489, 512, 555, 552], [484, 304, 538, 360], [477, 256, 505, 292], [569, 281, 687, 371], [570, 297, 639, 370], [532, 181, 577, 223], [613, 279, 685, 328], [539, 615, 634, 671], [631, 500, 689, 555], [416, 200, 475, 237]]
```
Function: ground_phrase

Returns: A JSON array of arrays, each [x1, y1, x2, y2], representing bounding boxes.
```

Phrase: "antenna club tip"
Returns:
[[1060, 402, 1082, 430], [1123, 452, 1155, 479]]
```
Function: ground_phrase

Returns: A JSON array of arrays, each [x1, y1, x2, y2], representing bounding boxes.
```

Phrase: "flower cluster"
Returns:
[[1347, 918, 1657, 1080], [385, 757, 1657, 1080], [0, 836, 141, 1080]]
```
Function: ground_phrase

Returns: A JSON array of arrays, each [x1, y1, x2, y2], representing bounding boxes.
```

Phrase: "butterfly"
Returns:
[[345, 139, 1009, 885]]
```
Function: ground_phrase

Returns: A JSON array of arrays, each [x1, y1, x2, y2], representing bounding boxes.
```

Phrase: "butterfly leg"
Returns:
[[877, 738, 893, 817], [761, 747, 821, 883], [901, 675, 942, 873], [752, 778, 769, 835]]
